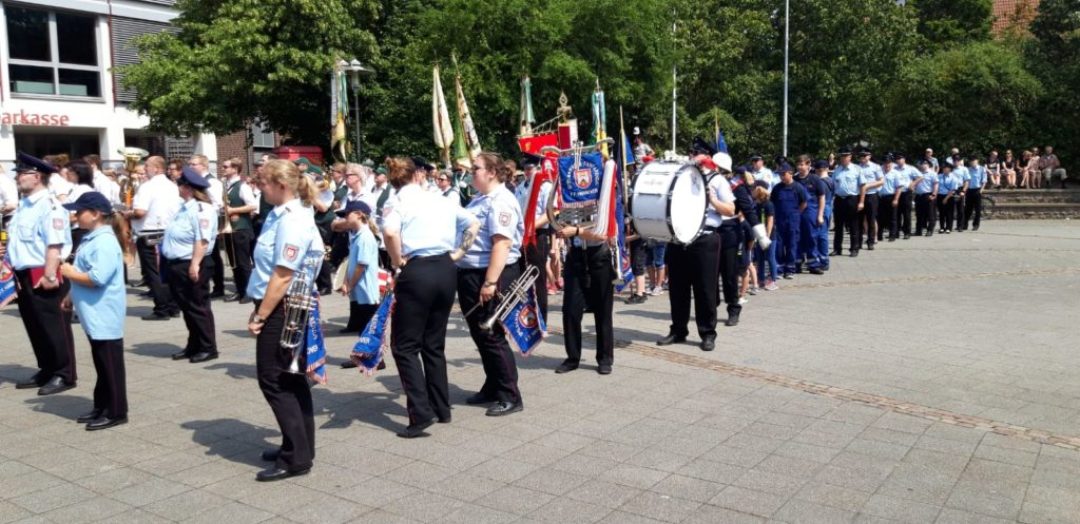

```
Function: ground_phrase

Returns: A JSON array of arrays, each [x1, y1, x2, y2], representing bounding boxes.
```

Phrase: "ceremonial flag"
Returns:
[[715, 117, 729, 155], [0, 262, 16, 309], [453, 54, 482, 162], [352, 292, 394, 374], [330, 63, 349, 162], [304, 294, 328, 384], [501, 286, 546, 355], [591, 80, 608, 158], [619, 107, 635, 172], [520, 76, 536, 136], [432, 65, 454, 168], [612, 161, 634, 291]]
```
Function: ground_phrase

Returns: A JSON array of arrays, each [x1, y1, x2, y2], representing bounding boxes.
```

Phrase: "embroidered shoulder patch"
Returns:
[[498, 212, 511, 227], [52, 218, 65, 230], [283, 244, 299, 262]]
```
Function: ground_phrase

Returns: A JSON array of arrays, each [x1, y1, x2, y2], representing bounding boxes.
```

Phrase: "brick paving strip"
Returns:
[[773, 266, 1080, 291], [593, 334, 1080, 451]]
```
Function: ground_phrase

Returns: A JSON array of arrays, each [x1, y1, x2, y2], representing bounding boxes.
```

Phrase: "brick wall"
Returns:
[[994, 0, 1040, 34], [215, 130, 249, 174]]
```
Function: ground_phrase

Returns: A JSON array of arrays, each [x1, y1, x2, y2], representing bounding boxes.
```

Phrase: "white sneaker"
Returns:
[[738, 297, 749, 305], [650, 285, 665, 296]]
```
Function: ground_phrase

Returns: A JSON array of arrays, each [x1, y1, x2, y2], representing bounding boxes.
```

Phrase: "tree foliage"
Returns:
[[1027, 0, 1080, 163], [909, 0, 994, 51]]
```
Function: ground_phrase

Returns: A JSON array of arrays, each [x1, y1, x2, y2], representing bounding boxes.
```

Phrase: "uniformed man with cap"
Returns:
[[911, 159, 938, 236], [514, 154, 552, 322], [188, 155, 226, 298], [856, 149, 884, 250], [161, 167, 219, 363], [749, 154, 779, 192], [878, 155, 903, 242], [1, 153, 77, 395], [830, 148, 863, 257]]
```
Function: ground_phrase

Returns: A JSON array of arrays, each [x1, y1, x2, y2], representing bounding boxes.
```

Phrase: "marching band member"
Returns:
[[517, 154, 552, 322], [936, 162, 959, 234], [188, 155, 226, 299], [382, 157, 478, 438], [161, 167, 219, 363], [952, 156, 970, 232], [246, 159, 325, 481], [856, 149, 884, 251], [963, 156, 985, 232], [831, 148, 863, 257], [63, 161, 98, 251], [880, 155, 904, 242], [722, 158, 765, 326], [130, 156, 181, 320], [335, 200, 379, 336], [912, 159, 938, 237], [3, 153, 76, 395], [223, 158, 258, 304], [436, 170, 462, 204], [60, 192, 129, 430], [894, 153, 916, 240], [458, 152, 526, 416], [658, 152, 729, 351]]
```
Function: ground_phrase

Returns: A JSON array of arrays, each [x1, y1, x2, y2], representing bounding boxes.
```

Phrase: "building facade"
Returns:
[[1, 0, 280, 171]]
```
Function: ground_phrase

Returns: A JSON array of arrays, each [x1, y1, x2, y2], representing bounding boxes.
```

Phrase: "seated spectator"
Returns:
[[1040, 146, 1067, 189], [986, 150, 1001, 189], [1002, 149, 1018, 188]]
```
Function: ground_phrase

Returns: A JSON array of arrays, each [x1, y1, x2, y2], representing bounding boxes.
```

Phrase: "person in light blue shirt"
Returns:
[[879, 156, 904, 242], [161, 167, 219, 363], [830, 148, 863, 256], [856, 150, 884, 250], [951, 156, 970, 232], [912, 159, 938, 236], [749, 154, 779, 192], [893, 154, 916, 239], [335, 200, 380, 338], [1, 152, 76, 395], [936, 163, 959, 233], [963, 155, 986, 231], [60, 192, 128, 430]]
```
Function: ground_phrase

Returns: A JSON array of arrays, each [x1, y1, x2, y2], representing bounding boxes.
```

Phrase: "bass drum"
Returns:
[[630, 161, 707, 245]]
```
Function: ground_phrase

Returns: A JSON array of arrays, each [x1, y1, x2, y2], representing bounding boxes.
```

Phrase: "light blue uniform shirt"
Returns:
[[247, 199, 324, 300], [967, 165, 986, 189], [881, 167, 902, 197], [832, 164, 862, 197], [161, 199, 218, 260], [382, 184, 476, 259], [859, 162, 884, 195], [752, 167, 780, 192], [895, 165, 916, 192], [953, 165, 970, 189], [914, 169, 937, 194], [459, 184, 523, 269], [937, 172, 959, 195], [347, 227, 380, 305], [6, 189, 71, 270], [515, 179, 552, 229], [69, 227, 126, 340]]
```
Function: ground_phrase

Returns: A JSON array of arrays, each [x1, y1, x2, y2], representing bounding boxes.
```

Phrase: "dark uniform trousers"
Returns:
[[863, 193, 880, 246], [255, 301, 314, 472], [562, 244, 614, 366], [458, 264, 523, 405], [937, 195, 955, 232], [963, 188, 982, 230], [136, 236, 179, 315], [223, 229, 254, 298], [522, 230, 550, 323], [14, 271, 76, 383], [666, 231, 720, 339], [914, 194, 936, 236], [877, 195, 894, 241], [210, 237, 225, 294], [832, 196, 862, 254], [345, 302, 379, 333], [391, 254, 456, 424], [315, 225, 333, 292], [953, 192, 966, 231], [898, 192, 913, 237], [717, 223, 742, 318], [89, 339, 127, 418], [164, 257, 217, 356]]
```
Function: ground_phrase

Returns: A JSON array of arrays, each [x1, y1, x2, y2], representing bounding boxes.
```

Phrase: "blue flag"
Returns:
[[501, 286, 546, 355], [558, 152, 604, 205], [715, 128, 729, 155], [352, 293, 394, 372], [613, 163, 634, 292], [304, 294, 328, 384]]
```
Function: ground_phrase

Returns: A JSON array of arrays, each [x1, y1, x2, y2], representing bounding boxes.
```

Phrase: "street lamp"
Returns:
[[339, 58, 375, 161]]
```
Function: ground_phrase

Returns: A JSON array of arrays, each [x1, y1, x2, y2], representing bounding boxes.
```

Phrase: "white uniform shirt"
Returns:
[[204, 173, 224, 211], [93, 170, 121, 205], [0, 173, 17, 216], [132, 174, 181, 234], [704, 173, 736, 227], [48, 173, 73, 200]]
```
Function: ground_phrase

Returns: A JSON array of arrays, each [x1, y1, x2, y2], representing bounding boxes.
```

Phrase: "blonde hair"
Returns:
[[262, 159, 316, 206]]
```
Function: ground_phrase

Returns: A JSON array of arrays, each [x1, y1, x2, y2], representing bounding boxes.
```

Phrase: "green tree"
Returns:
[[884, 41, 1042, 154], [909, 0, 994, 50], [1028, 0, 1080, 164], [121, 0, 379, 147]]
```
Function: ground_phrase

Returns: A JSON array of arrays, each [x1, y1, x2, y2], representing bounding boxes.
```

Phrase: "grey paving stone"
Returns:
[[380, 492, 466, 523], [1017, 500, 1080, 524], [475, 485, 554, 515], [859, 493, 942, 523], [709, 486, 788, 517], [772, 498, 857, 523], [513, 467, 590, 496], [181, 501, 275, 524], [934, 507, 1013, 524], [530, 497, 612, 523], [566, 479, 644, 510], [617, 490, 701, 523], [795, 482, 871, 512], [682, 503, 766, 524], [8, 483, 95, 514], [599, 464, 669, 490], [440, 503, 518, 524], [109, 476, 192, 507], [141, 489, 231, 521], [649, 474, 727, 504], [945, 481, 1023, 520]]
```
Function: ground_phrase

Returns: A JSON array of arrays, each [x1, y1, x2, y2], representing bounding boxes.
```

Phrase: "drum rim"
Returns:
[[631, 162, 707, 245]]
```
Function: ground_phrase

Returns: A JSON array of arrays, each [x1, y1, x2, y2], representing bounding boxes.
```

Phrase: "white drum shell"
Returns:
[[630, 162, 707, 245]]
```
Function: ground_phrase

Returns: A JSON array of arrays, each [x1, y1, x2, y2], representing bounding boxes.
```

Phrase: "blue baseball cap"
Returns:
[[177, 166, 210, 189], [813, 160, 830, 170], [62, 191, 113, 213], [335, 199, 372, 217]]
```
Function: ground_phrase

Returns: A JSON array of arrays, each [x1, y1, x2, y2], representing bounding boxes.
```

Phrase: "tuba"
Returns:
[[118, 147, 149, 175], [280, 254, 322, 374]]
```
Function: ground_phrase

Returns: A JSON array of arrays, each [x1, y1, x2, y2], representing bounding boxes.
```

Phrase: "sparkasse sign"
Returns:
[[1, 110, 71, 127]]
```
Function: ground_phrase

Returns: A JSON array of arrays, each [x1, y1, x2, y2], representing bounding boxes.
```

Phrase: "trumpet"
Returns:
[[463, 265, 540, 332]]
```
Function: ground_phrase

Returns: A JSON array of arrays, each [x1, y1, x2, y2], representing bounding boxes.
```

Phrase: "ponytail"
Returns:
[[296, 176, 317, 207]]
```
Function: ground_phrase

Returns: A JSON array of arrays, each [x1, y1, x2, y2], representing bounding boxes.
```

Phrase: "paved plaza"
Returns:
[[1, 220, 1080, 523]]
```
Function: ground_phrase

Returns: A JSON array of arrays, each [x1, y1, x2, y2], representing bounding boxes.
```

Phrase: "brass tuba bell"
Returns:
[[118, 147, 150, 174]]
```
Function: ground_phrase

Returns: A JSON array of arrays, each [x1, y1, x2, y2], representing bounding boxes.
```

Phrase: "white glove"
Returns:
[[752, 224, 771, 249]]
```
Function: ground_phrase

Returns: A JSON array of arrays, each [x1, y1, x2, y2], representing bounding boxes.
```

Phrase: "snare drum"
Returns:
[[630, 162, 707, 245]]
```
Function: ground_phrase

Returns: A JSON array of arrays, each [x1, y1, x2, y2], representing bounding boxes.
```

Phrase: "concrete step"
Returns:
[[985, 201, 1080, 220], [982, 189, 1080, 204]]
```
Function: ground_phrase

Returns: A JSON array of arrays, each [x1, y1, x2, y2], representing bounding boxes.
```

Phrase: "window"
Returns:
[[250, 121, 275, 149], [5, 6, 101, 98]]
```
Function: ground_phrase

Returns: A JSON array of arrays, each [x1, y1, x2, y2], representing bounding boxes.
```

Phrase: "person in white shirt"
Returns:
[[127, 156, 181, 320], [84, 154, 122, 205], [189, 154, 226, 298], [1, 169, 19, 225]]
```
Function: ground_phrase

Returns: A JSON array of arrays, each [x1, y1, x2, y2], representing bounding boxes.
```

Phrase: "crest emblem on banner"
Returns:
[[574, 168, 592, 189], [518, 304, 538, 329]]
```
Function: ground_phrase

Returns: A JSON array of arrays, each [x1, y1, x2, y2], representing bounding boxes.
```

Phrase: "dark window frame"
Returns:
[[4, 4, 103, 100]]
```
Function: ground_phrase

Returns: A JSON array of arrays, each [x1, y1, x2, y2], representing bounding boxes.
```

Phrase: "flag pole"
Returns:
[[671, 11, 677, 153]]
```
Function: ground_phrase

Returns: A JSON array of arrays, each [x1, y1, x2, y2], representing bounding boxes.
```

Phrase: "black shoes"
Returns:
[[209, 291, 226, 300], [866, 244, 875, 251], [701, 336, 716, 352], [829, 250, 841, 256], [256, 467, 310, 482], [725, 314, 740, 327], [239, 296, 252, 305], [76, 409, 103, 423], [38, 377, 75, 396], [261, 449, 280, 462], [625, 294, 647, 304], [398, 418, 434, 439], [142, 313, 171, 321], [809, 268, 824, 275], [225, 293, 251, 303], [340, 360, 358, 369], [554, 361, 579, 374], [657, 333, 686, 346], [15, 374, 44, 390], [849, 252, 859, 258], [486, 401, 523, 417], [189, 352, 219, 364], [904, 234, 911, 239], [465, 392, 495, 405], [86, 416, 127, 431], [597, 363, 612, 375], [171, 350, 190, 361]]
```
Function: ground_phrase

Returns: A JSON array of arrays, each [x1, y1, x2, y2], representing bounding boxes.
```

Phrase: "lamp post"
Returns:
[[340, 59, 375, 161]]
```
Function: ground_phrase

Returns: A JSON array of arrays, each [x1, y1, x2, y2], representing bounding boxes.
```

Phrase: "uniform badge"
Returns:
[[518, 305, 538, 329], [199, 219, 209, 230], [499, 212, 511, 227], [52, 218, 64, 230], [283, 244, 299, 262], [575, 168, 592, 189]]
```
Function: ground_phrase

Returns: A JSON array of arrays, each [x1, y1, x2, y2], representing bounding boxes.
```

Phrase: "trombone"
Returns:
[[463, 265, 541, 332]]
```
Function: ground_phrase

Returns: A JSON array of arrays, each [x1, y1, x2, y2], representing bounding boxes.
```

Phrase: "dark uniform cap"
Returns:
[[892, 152, 906, 160], [884, 153, 895, 162], [178, 166, 210, 189], [837, 147, 853, 157], [857, 149, 873, 158], [411, 156, 434, 171], [13, 151, 58, 175], [777, 163, 794, 174], [691, 137, 716, 156], [335, 199, 372, 217], [734, 166, 748, 176], [521, 153, 541, 169], [62, 191, 113, 213], [813, 160, 830, 170], [748, 153, 763, 161]]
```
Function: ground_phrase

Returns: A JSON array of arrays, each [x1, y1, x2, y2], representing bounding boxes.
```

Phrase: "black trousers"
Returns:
[[717, 224, 741, 317], [14, 270, 76, 383], [953, 193, 966, 230], [877, 195, 894, 240], [164, 257, 217, 356], [458, 264, 522, 405], [223, 229, 254, 298], [937, 196, 955, 231], [522, 231, 550, 323], [666, 231, 720, 339], [89, 339, 127, 418], [863, 193, 880, 246], [329, 231, 350, 273], [255, 301, 314, 471], [562, 244, 614, 366], [391, 254, 456, 424], [345, 302, 378, 332], [898, 192, 913, 237], [136, 236, 178, 315], [315, 225, 333, 292], [210, 237, 225, 294], [963, 188, 982, 230], [833, 196, 861, 254], [914, 194, 936, 235]]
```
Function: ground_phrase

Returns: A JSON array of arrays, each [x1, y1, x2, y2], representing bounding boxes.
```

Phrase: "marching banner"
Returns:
[[501, 286, 546, 356], [304, 294, 328, 384], [351, 292, 394, 373], [0, 261, 16, 308], [557, 152, 604, 206]]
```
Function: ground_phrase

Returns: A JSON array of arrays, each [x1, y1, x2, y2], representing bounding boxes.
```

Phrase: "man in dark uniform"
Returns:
[[2, 153, 77, 395], [223, 158, 257, 304]]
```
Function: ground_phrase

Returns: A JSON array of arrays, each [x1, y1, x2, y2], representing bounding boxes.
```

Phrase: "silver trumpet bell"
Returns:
[[464, 265, 541, 333], [280, 256, 320, 374]]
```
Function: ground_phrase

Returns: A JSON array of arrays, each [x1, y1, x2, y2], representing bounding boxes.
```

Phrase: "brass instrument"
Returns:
[[541, 138, 614, 232], [463, 265, 541, 332], [280, 254, 322, 374], [118, 147, 149, 176]]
